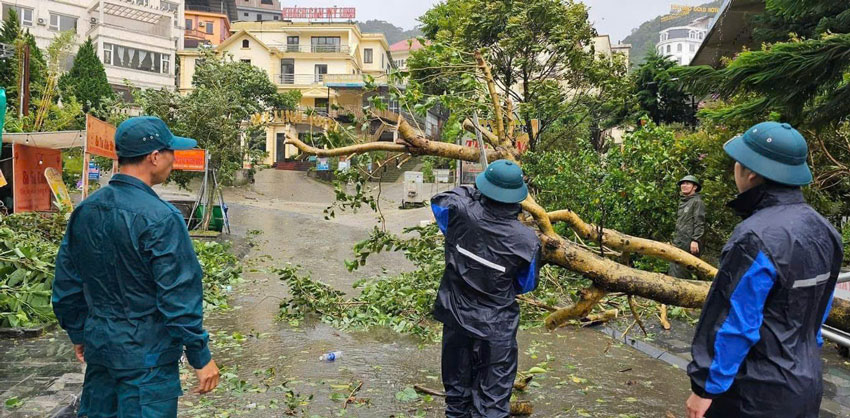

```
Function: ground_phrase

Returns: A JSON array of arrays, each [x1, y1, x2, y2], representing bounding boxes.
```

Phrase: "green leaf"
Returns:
[[4, 396, 23, 409], [395, 387, 420, 402]]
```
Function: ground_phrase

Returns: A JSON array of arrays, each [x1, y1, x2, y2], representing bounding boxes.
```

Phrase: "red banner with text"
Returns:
[[86, 114, 118, 160], [173, 149, 206, 172], [13, 144, 62, 213]]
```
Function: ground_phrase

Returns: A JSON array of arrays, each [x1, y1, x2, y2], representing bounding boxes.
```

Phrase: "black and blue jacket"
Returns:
[[430, 186, 541, 340], [688, 184, 843, 417]]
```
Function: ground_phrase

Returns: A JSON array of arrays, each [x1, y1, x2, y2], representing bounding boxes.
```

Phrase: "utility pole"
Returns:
[[18, 42, 30, 118]]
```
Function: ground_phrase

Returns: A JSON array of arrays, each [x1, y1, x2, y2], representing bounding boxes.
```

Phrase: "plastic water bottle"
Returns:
[[319, 351, 342, 362]]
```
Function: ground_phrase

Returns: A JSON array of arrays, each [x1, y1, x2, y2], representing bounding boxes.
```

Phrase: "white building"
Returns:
[[656, 16, 711, 65], [1, 0, 183, 94]]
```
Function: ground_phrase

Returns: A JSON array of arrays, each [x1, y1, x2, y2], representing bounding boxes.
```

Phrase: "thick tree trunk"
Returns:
[[547, 209, 717, 279]]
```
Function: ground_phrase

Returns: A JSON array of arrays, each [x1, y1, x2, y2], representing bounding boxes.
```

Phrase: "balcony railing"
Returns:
[[277, 44, 350, 54], [278, 73, 336, 85], [324, 73, 389, 85], [184, 28, 208, 39]]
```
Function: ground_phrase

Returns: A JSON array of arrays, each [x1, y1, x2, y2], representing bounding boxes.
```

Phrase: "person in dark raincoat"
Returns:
[[685, 122, 843, 418], [430, 160, 541, 417], [52, 117, 220, 417], [669, 175, 706, 279]]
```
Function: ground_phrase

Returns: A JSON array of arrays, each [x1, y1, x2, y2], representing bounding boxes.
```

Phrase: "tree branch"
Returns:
[[548, 209, 718, 279], [474, 50, 507, 146]]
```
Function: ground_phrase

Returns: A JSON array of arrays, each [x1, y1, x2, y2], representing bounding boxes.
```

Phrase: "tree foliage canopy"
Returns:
[[138, 50, 300, 183], [410, 0, 634, 151], [632, 50, 696, 126], [59, 38, 115, 113], [673, 1, 850, 128]]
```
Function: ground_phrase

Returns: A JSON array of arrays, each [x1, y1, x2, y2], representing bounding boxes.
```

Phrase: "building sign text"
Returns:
[[281, 7, 356, 20]]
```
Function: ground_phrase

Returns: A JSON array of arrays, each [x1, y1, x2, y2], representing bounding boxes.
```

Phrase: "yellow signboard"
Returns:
[[0, 168, 6, 189], [44, 167, 73, 210]]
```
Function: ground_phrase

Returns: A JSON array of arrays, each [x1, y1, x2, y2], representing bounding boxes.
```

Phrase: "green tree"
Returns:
[[1, 26, 48, 116], [59, 38, 115, 112], [0, 8, 19, 42], [136, 50, 299, 206], [410, 0, 633, 151], [633, 50, 696, 126]]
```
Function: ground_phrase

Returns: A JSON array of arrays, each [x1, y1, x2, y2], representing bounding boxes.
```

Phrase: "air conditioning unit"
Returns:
[[90, 17, 98, 24], [198, 22, 205, 27], [37, 18, 45, 26]]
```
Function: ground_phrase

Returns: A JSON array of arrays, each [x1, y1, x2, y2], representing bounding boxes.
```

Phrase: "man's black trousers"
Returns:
[[441, 323, 518, 418]]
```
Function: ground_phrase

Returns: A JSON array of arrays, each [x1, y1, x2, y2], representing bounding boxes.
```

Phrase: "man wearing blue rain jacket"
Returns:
[[52, 116, 220, 417], [430, 159, 541, 417], [686, 122, 843, 418]]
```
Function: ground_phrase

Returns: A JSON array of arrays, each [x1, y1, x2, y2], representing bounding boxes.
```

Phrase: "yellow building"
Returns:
[[178, 21, 395, 165]]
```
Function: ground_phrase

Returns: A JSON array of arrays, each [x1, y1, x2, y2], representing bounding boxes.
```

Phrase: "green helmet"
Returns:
[[723, 121, 812, 186], [677, 175, 701, 192]]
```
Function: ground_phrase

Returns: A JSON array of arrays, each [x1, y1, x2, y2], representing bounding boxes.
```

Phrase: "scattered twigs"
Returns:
[[413, 385, 446, 397], [343, 380, 363, 409], [516, 295, 560, 312], [627, 296, 648, 336]]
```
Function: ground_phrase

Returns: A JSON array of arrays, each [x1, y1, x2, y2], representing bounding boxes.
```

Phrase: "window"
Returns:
[[241, 58, 251, 64], [256, 13, 262, 21], [690, 44, 695, 52], [242, 39, 249, 48], [363, 48, 373, 63], [244, 12, 248, 17], [666, 44, 671, 53], [185, 19, 192, 30], [286, 36, 299, 52], [677, 43, 682, 52], [205, 21, 214, 34], [274, 15, 279, 20], [261, 0, 273, 4], [311, 36, 340, 53], [314, 64, 327, 82], [103, 45, 112, 65], [315, 98, 329, 114], [160, 1, 178, 13], [2, 5, 33, 26], [280, 58, 294, 84], [50, 14, 77, 32], [381, 53, 384, 68], [103, 43, 168, 74]]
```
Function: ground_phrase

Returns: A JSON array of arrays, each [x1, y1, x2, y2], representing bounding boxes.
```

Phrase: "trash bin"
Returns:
[[193, 204, 224, 232]]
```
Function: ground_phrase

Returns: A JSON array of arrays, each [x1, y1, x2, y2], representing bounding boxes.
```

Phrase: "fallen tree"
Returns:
[[283, 51, 850, 332]]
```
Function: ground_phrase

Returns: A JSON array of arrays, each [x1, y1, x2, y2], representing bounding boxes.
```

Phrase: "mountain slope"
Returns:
[[357, 20, 423, 45]]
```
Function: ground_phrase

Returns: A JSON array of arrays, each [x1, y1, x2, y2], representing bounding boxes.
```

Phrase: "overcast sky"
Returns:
[[282, 0, 715, 43]]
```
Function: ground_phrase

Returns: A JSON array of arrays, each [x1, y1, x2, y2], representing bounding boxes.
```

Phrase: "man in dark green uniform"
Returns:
[[669, 175, 706, 278], [52, 116, 219, 417]]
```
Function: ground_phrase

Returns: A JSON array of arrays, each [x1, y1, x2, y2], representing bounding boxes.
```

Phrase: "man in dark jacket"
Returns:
[[430, 160, 541, 417], [670, 175, 707, 278], [686, 122, 843, 418], [52, 117, 220, 417]]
